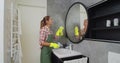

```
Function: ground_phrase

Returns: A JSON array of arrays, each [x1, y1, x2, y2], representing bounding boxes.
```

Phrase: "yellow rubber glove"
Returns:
[[50, 43, 60, 48], [56, 30, 60, 36], [75, 26, 79, 36], [56, 26, 64, 36], [59, 26, 64, 36]]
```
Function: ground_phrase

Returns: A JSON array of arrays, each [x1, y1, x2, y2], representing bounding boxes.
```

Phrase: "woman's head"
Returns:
[[40, 16, 53, 28]]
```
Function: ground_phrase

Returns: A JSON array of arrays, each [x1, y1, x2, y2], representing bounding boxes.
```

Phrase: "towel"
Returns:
[[64, 57, 88, 63]]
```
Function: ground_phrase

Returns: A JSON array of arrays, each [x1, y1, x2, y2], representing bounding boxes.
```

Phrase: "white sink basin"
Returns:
[[52, 48, 82, 58]]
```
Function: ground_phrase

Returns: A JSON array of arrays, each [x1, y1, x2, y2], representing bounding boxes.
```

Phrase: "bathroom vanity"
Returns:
[[51, 48, 89, 63]]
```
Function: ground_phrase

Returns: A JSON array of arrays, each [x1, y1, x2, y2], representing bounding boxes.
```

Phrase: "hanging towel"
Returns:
[[64, 57, 88, 63]]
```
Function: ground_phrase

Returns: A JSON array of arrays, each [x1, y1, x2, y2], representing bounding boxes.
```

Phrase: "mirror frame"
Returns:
[[65, 2, 89, 44]]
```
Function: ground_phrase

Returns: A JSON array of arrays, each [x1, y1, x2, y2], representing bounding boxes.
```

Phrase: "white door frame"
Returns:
[[0, 0, 4, 63]]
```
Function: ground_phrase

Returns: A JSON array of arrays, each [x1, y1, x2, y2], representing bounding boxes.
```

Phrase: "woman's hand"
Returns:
[[55, 26, 64, 36], [50, 43, 60, 48]]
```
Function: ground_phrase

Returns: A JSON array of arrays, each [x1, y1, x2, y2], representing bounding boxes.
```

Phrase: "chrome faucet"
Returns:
[[65, 43, 73, 50]]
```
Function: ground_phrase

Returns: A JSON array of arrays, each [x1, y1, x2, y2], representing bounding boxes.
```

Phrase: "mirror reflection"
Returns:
[[65, 2, 88, 43]]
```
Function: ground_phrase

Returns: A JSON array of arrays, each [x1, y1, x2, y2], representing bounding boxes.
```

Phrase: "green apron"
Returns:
[[41, 34, 54, 63]]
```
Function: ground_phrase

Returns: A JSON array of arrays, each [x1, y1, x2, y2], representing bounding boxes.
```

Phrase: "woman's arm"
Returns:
[[40, 42, 50, 47], [40, 27, 59, 47]]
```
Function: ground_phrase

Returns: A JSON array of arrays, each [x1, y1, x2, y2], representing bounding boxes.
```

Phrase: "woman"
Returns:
[[39, 16, 60, 63]]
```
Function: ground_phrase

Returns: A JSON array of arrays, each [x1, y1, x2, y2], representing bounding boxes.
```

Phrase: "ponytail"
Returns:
[[40, 16, 50, 28]]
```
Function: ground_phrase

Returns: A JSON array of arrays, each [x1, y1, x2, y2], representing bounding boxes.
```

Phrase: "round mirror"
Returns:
[[65, 2, 88, 43]]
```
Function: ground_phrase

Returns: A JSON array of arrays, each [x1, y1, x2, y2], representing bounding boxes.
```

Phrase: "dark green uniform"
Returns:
[[41, 34, 53, 63]]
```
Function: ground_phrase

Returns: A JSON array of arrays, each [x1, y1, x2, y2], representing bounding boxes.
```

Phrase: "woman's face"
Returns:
[[47, 17, 53, 26]]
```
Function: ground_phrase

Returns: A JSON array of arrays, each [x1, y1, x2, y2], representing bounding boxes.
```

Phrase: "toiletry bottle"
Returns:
[[113, 18, 119, 26], [106, 20, 111, 27]]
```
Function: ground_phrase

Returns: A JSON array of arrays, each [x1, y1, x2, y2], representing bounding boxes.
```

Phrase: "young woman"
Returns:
[[39, 16, 60, 63]]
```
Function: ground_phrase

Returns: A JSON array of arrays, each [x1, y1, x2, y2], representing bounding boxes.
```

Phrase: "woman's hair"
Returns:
[[40, 16, 50, 28]]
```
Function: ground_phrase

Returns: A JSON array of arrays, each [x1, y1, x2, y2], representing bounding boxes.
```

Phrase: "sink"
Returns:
[[52, 48, 82, 58]]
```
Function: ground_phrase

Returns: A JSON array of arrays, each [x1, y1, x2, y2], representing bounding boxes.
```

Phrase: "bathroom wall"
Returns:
[[0, 0, 4, 63], [17, 0, 47, 63], [4, 0, 13, 63], [73, 40, 120, 63], [47, 0, 120, 63], [47, 0, 105, 44]]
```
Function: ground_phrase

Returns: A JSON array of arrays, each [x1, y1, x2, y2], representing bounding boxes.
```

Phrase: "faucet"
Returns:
[[57, 41, 73, 50], [69, 44, 73, 50], [64, 42, 73, 50]]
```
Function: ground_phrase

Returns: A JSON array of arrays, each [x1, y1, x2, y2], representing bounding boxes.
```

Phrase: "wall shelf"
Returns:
[[91, 12, 120, 20], [92, 26, 120, 31], [86, 0, 120, 42]]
